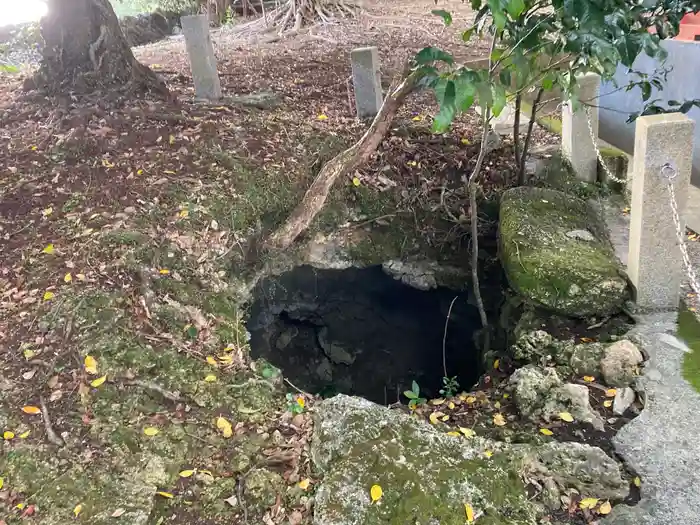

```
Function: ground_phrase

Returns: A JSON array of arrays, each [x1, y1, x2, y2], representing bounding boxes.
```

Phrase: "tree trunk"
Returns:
[[34, 0, 168, 96]]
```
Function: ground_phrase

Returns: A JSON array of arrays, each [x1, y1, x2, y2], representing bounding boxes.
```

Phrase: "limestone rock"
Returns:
[[613, 387, 636, 415], [312, 395, 541, 525], [601, 340, 644, 386], [245, 468, 283, 510], [570, 342, 606, 377], [510, 366, 604, 430], [499, 187, 629, 317]]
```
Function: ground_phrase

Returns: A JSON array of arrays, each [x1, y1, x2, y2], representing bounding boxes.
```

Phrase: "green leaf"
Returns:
[[404, 391, 418, 399], [470, 0, 482, 10], [431, 9, 453, 26], [492, 85, 507, 117], [462, 28, 476, 42], [186, 325, 198, 339], [414, 47, 454, 66], [542, 74, 555, 91], [506, 0, 526, 18], [412, 380, 420, 395], [433, 80, 457, 133], [499, 70, 512, 88], [261, 364, 280, 379], [0, 63, 19, 73], [488, 0, 507, 30]]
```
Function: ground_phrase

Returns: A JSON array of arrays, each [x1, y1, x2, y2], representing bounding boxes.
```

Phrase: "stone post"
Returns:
[[351, 47, 382, 118], [181, 15, 222, 101], [562, 73, 601, 183], [628, 113, 695, 310]]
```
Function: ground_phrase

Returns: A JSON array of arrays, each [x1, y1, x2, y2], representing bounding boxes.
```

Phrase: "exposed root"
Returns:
[[124, 379, 182, 402], [234, 0, 359, 36], [264, 68, 419, 251], [39, 396, 65, 447]]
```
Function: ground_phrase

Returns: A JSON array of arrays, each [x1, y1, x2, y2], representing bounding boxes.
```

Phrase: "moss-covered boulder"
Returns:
[[499, 187, 629, 317]]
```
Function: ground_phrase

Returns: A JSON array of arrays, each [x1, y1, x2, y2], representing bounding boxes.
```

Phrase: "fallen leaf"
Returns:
[[298, 478, 310, 490], [412, 115, 423, 121], [558, 412, 574, 422], [50, 390, 63, 402], [430, 398, 445, 405], [603, 400, 613, 408], [633, 476, 641, 487], [64, 273, 72, 283], [483, 450, 493, 458], [494, 401, 501, 409], [179, 470, 195, 478], [583, 376, 595, 382], [448, 401, 455, 409], [352, 176, 361, 186], [370, 484, 382, 502], [461, 137, 470, 145], [42, 207, 53, 217], [493, 359, 500, 369], [429, 411, 445, 424], [465, 503, 475, 523], [204, 375, 217, 382], [493, 413, 506, 426], [459, 427, 476, 438], [43, 291, 55, 301], [0, 478, 3, 490], [84, 355, 98, 375], [143, 427, 160, 436], [90, 375, 107, 388], [605, 388, 617, 397], [23, 348, 35, 360], [599, 500, 612, 515], [73, 503, 82, 517], [156, 491, 174, 499], [76, 274, 86, 281], [296, 397, 305, 409], [178, 209, 189, 218], [22, 370, 36, 380], [466, 396, 477, 404], [446, 431, 461, 437], [18, 430, 30, 439], [579, 497, 599, 510], [3, 431, 14, 440], [111, 508, 126, 518], [21, 406, 40, 415], [539, 428, 554, 436], [206, 356, 218, 367], [42, 244, 54, 254], [159, 269, 170, 275], [216, 417, 233, 438], [317, 114, 328, 120]]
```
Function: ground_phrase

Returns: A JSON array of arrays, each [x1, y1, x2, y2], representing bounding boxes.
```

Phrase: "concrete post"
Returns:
[[181, 15, 222, 101], [562, 73, 601, 183], [628, 113, 695, 310], [351, 47, 382, 118]]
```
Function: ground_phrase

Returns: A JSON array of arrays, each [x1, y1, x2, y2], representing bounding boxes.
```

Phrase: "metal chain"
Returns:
[[663, 164, 700, 295], [584, 106, 627, 184]]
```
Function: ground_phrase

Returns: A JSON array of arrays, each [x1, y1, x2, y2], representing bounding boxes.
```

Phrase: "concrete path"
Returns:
[[601, 198, 700, 525]]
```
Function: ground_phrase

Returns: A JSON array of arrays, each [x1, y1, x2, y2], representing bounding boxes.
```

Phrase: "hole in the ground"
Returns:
[[247, 265, 485, 403]]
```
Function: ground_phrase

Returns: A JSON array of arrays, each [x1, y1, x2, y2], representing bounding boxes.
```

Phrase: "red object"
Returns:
[[676, 13, 700, 41]]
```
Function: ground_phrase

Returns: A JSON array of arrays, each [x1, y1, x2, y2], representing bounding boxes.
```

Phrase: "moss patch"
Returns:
[[679, 307, 700, 393]]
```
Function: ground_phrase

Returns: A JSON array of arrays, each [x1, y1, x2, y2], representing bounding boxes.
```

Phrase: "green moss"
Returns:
[[679, 307, 700, 393]]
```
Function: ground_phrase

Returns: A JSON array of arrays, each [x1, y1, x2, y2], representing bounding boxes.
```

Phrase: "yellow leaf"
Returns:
[[102, 159, 115, 168], [156, 491, 174, 499], [179, 470, 195, 478], [90, 375, 107, 388], [164, 170, 176, 175], [21, 406, 40, 415], [503, 393, 509, 399], [159, 269, 170, 275], [465, 503, 475, 523], [458, 393, 467, 401], [42, 243, 55, 254], [43, 291, 55, 301], [494, 401, 501, 409], [216, 416, 233, 438], [218, 354, 234, 365], [633, 476, 642, 488], [441, 414, 449, 422], [605, 388, 617, 398], [407, 160, 417, 167], [74, 503, 83, 517], [143, 427, 160, 436], [137, 169, 144, 175], [540, 428, 553, 436], [412, 115, 423, 121], [430, 398, 445, 405], [42, 207, 53, 217], [599, 500, 612, 515], [169, 135, 175, 145], [352, 177, 361, 187], [0, 478, 3, 490], [603, 400, 613, 408], [4, 431, 15, 440], [493, 413, 506, 426], [206, 356, 218, 367], [64, 273, 72, 283], [84, 355, 98, 375], [446, 431, 461, 437], [23, 348, 35, 360], [493, 359, 500, 369], [459, 427, 476, 438], [429, 411, 445, 424], [19, 430, 30, 439], [178, 209, 189, 218], [298, 478, 310, 490], [579, 497, 599, 510], [370, 484, 382, 502], [204, 375, 217, 383], [317, 114, 328, 120], [297, 397, 305, 409], [461, 138, 470, 145], [558, 412, 574, 422], [583, 375, 595, 382], [466, 396, 477, 404], [483, 450, 493, 458], [448, 401, 455, 410]]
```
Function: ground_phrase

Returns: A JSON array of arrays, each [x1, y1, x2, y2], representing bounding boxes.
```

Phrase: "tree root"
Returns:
[[39, 396, 65, 447], [234, 0, 359, 36], [264, 69, 419, 251]]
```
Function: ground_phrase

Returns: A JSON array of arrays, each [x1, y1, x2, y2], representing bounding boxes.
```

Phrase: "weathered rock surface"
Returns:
[[509, 365, 604, 430], [312, 395, 627, 525], [601, 340, 644, 386], [499, 187, 629, 317]]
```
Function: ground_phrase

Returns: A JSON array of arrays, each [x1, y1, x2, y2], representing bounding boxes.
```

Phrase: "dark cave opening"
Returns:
[[247, 265, 485, 404]]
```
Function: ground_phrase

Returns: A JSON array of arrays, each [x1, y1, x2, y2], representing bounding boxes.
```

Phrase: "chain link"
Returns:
[[584, 106, 628, 184], [664, 166, 700, 295]]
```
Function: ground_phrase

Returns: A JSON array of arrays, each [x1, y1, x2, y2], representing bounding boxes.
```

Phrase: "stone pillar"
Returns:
[[562, 73, 601, 183], [181, 15, 221, 101], [351, 47, 382, 118], [628, 113, 695, 310]]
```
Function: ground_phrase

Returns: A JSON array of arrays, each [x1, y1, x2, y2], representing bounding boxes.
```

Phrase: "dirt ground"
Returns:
[[0, 1, 632, 523]]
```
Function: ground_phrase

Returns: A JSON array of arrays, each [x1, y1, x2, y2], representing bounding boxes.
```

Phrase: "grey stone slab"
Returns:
[[350, 47, 382, 118], [181, 15, 221, 101], [627, 113, 694, 311], [562, 73, 600, 183]]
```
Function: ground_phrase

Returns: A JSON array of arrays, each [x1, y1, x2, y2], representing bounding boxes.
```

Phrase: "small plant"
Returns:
[[286, 393, 305, 414], [440, 376, 460, 398], [403, 381, 427, 410]]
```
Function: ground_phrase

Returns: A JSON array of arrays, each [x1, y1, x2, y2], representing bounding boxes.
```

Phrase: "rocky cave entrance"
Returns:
[[247, 265, 485, 404]]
